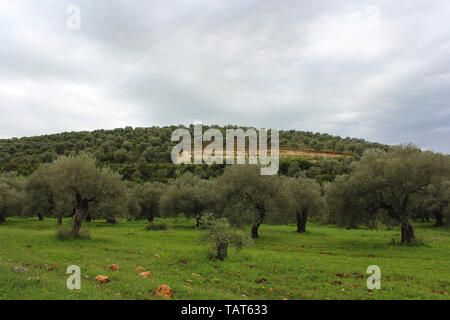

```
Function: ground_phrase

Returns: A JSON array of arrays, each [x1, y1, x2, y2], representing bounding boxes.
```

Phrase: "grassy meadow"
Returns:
[[0, 217, 449, 300]]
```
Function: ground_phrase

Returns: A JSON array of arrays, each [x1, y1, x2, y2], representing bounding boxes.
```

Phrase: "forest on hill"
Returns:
[[0, 125, 389, 183]]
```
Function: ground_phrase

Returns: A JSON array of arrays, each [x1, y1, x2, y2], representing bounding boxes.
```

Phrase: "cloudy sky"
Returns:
[[0, 0, 449, 153]]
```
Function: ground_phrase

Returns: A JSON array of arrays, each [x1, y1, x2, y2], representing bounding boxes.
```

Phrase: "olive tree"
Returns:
[[0, 173, 26, 223], [130, 182, 165, 222], [277, 176, 324, 233], [215, 165, 281, 238], [31, 154, 128, 236], [422, 179, 450, 227], [324, 175, 378, 229], [202, 218, 252, 260], [339, 145, 449, 243], [160, 173, 212, 226], [26, 163, 73, 225]]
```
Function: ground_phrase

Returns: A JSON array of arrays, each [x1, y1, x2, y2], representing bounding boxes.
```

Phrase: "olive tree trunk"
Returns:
[[433, 211, 444, 227], [251, 222, 261, 238], [401, 222, 415, 243], [72, 195, 89, 237], [296, 208, 308, 233]]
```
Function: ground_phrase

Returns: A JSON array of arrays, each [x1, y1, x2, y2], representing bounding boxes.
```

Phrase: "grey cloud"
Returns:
[[0, 0, 449, 153]]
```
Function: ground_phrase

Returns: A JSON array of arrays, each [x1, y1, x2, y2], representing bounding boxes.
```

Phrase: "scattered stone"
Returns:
[[14, 266, 28, 273], [192, 273, 201, 277], [138, 271, 152, 278], [95, 275, 110, 284], [110, 264, 119, 271], [136, 266, 144, 271], [155, 254, 160, 258], [255, 278, 267, 284], [155, 285, 172, 299]]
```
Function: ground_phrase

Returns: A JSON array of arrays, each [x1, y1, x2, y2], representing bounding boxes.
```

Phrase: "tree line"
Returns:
[[0, 125, 387, 180], [1, 144, 448, 244]]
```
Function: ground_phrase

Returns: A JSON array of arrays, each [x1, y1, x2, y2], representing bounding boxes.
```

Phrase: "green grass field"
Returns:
[[0, 218, 449, 300]]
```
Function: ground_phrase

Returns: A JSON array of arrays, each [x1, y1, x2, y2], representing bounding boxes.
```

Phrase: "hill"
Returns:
[[0, 125, 389, 182]]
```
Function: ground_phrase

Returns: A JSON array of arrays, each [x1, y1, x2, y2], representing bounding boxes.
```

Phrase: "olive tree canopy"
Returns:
[[214, 165, 281, 238], [130, 181, 165, 222], [160, 173, 212, 226], [336, 145, 449, 243], [0, 173, 26, 223], [30, 153, 128, 236], [275, 176, 324, 233]]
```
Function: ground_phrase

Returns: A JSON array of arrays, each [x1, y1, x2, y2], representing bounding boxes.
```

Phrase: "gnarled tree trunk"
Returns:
[[433, 211, 444, 227], [72, 194, 89, 237], [251, 222, 261, 238], [57, 216, 63, 226], [296, 208, 308, 233], [85, 214, 91, 222], [147, 216, 154, 223], [37, 214, 44, 221], [401, 222, 415, 243]]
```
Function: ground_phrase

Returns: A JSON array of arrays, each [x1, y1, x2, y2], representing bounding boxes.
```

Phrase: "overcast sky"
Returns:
[[0, 0, 449, 153]]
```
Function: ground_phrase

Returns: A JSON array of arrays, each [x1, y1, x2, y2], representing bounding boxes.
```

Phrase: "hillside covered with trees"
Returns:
[[0, 125, 389, 182]]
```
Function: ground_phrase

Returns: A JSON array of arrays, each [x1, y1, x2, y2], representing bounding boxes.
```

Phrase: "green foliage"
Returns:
[[214, 165, 281, 238], [129, 182, 165, 222], [202, 218, 252, 260], [160, 173, 213, 225], [197, 212, 216, 229], [274, 176, 324, 232], [30, 153, 129, 235], [0, 173, 26, 223], [327, 145, 450, 242], [0, 125, 387, 182]]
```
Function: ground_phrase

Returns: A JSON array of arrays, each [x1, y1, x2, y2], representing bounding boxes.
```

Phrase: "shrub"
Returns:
[[145, 221, 168, 230], [198, 212, 216, 229], [202, 218, 252, 260]]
